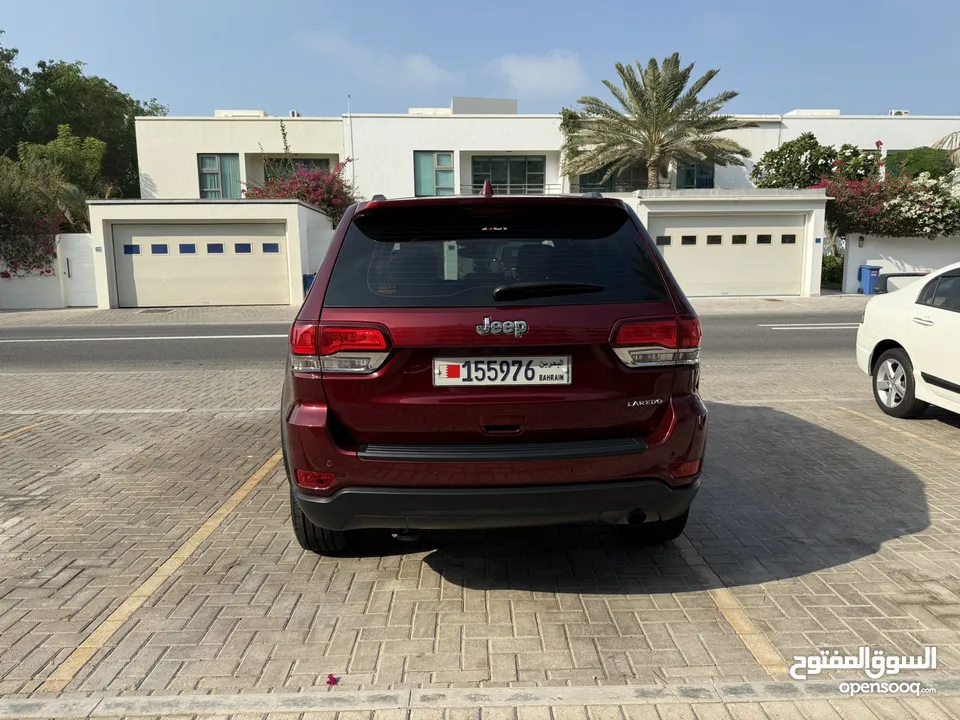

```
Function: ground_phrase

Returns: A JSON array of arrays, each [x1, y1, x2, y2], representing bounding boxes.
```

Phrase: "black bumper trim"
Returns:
[[357, 437, 646, 462], [293, 477, 698, 531]]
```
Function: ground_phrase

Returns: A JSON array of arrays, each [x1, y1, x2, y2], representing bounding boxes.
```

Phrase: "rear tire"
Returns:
[[872, 348, 928, 419], [290, 489, 349, 555], [630, 509, 689, 545]]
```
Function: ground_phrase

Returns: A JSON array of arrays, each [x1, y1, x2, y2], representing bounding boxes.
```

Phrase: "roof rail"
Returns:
[[371, 194, 387, 201], [581, 191, 603, 199]]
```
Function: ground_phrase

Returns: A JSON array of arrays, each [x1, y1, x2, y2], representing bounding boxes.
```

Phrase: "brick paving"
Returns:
[[1, 352, 958, 718]]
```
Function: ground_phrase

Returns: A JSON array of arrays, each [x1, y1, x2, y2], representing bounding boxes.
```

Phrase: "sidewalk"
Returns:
[[0, 304, 299, 327], [0, 294, 871, 328]]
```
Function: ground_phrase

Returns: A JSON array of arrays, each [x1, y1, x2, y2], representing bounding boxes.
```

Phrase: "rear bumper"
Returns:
[[282, 393, 707, 531], [293, 477, 699, 531]]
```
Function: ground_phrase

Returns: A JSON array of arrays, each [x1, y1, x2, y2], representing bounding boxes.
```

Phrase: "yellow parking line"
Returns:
[[0, 420, 49, 441], [840, 407, 960, 457], [707, 587, 789, 677], [675, 538, 789, 679], [39, 449, 284, 693]]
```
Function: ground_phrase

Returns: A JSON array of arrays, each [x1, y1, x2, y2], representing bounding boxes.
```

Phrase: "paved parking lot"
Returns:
[[2, 303, 960, 718]]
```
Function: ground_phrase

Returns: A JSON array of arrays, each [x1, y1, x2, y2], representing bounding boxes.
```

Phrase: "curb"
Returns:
[[2, 678, 956, 718]]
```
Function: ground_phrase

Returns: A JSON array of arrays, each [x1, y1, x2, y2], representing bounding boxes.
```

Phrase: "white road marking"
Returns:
[[757, 322, 860, 329], [757, 323, 860, 331], [767, 326, 859, 331], [0, 334, 287, 344]]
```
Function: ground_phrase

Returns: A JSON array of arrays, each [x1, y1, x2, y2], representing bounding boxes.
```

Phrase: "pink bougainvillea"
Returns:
[[814, 160, 960, 239], [244, 159, 359, 226], [0, 212, 62, 279]]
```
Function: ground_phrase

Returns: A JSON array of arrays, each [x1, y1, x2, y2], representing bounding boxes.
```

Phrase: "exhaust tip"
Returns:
[[627, 510, 646, 525], [392, 530, 422, 543]]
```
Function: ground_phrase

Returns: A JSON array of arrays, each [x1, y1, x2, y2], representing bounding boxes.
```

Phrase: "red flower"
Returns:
[[326, 674, 339, 686], [0, 271, 10, 279], [875, 140, 883, 149]]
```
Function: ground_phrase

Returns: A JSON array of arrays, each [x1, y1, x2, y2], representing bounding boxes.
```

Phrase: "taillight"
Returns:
[[320, 327, 387, 355], [290, 322, 318, 356], [289, 322, 390, 374], [611, 316, 701, 368]]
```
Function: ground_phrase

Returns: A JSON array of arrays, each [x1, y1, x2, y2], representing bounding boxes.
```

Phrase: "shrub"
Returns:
[[814, 168, 960, 239], [822, 253, 844, 285], [0, 156, 63, 277], [244, 159, 358, 227]]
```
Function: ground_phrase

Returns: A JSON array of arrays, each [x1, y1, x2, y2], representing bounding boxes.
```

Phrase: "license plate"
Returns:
[[433, 356, 571, 386]]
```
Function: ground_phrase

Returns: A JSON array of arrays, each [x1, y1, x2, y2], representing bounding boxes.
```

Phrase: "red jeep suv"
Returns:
[[281, 192, 707, 554]]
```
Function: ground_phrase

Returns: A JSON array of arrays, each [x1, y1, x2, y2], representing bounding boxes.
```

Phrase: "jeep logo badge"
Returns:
[[476, 317, 528, 338]]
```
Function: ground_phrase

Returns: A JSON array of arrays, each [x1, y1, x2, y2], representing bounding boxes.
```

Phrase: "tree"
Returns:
[[0, 30, 167, 198], [0, 33, 28, 157], [933, 129, 960, 167], [0, 156, 63, 277], [560, 53, 758, 189], [751, 132, 880, 188], [18, 124, 107, 194], [885, 147, 952, 179]]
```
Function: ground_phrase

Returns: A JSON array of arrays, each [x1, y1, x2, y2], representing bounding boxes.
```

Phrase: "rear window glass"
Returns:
[[323, 203, 668, 307]]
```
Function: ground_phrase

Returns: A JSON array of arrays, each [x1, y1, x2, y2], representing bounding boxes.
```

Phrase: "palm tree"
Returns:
[[933, 130, 960, 168], [561, 53, 758, 190]]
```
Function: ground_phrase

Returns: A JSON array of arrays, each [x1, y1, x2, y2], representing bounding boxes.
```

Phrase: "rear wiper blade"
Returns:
[[492, 281, 605, 301]]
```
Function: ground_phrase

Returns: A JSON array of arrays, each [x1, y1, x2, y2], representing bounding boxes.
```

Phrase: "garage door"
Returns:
[[646, 214, 806, 296], [113, 224, 289, 307]]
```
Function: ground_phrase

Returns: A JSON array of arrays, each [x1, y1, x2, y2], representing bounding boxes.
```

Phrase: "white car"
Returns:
[[857, 260, 960, 418]]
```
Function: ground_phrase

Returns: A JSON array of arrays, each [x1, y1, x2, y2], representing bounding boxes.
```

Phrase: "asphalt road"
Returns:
[[0, 312, 863, 372]]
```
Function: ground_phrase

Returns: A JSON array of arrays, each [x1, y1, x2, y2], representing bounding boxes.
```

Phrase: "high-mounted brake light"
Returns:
[[289, 322, 390, 374], [610, 316, 701, 368]]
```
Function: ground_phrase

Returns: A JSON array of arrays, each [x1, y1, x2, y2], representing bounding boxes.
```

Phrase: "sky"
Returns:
[[3, 0, 959, 118]]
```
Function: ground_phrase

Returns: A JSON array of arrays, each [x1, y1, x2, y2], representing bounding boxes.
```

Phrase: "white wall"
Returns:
[[135, 117, 343, 199], [87, 200, 332, 308], [298, 204, 336, 274], [347, 114, 564, 199], [0, 233, 97, 310], [777, 115, 960, 154], [842, 234, 960, 293], [0, 272, 64, 310]]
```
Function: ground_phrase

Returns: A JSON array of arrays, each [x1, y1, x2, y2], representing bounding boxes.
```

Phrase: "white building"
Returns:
[[33, 99, 950, 310], [134, 99, 960, 200]]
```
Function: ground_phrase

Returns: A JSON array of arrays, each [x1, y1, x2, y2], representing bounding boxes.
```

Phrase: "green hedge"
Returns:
[[822, 254, 844, 284]]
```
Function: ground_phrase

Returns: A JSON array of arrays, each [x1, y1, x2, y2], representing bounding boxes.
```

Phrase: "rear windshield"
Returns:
[[322, 203, 669, 307]]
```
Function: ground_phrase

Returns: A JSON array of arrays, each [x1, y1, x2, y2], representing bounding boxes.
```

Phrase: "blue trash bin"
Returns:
[[303, 273, 316, 296], [858, 265, 882, 295]]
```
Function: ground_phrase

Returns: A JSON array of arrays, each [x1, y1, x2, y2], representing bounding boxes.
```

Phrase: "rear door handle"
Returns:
[[913, 317, 934, 326], [65, 257, 71, 278]]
